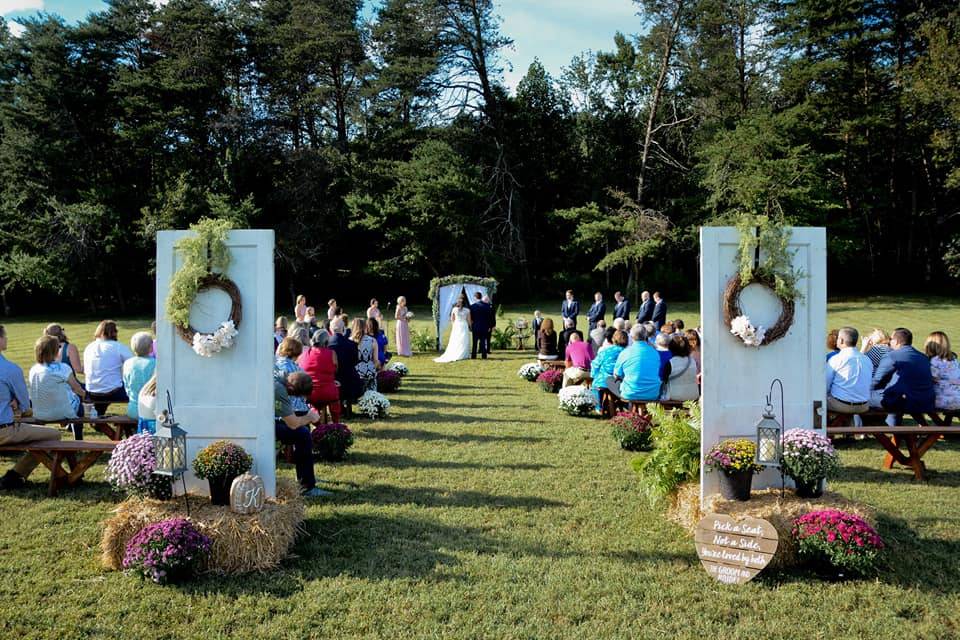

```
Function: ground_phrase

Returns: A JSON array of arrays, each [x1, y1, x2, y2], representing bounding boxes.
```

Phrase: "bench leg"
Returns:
[[901, 435, 927, 481], [874, 433, 910, 470]]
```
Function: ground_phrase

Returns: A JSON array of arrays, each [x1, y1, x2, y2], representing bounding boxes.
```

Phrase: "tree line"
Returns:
[[0, 0, 957, 314]]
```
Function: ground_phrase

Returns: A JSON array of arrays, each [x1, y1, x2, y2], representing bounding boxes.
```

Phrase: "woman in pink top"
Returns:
[[562, 332, 594, 387], [297, 331, 341, 423]]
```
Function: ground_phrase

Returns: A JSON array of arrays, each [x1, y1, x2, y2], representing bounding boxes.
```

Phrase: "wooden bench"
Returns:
[[597, 387, 687, 418], [826, 425, 960, 481], [20, 416, 137, 441], [542, 360, 566, 372], [0, 440, 115, 496], [828, 409, 960, 429]]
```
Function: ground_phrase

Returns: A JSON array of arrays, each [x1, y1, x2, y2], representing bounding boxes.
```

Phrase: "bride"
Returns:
[[434, 295, 472, 363]]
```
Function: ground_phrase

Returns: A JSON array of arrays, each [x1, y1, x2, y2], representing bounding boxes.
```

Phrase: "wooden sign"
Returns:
[[695, 514, 778, 584]]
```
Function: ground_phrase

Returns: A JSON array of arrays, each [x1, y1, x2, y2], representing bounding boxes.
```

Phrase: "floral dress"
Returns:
[[931, 356, 960, 410], [356, 335, 378, 391]]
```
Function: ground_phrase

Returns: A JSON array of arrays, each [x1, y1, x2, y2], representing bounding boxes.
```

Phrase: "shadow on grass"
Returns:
[[361, 428, 546, 444], [180, 511, 692, 597], [838, 465, 960, 487], [343, 451, 553, 472], [389, 410, 523, 425], [334, 482, 568, 510]]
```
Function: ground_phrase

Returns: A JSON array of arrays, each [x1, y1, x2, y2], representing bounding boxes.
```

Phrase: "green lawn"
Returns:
[[0, 301, 959, 639]]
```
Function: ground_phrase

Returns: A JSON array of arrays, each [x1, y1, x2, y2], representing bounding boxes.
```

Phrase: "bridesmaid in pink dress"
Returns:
[[395, 296, 412, 356]]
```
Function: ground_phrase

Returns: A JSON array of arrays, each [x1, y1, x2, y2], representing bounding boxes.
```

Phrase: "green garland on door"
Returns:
[[165, 218, 235, 330]]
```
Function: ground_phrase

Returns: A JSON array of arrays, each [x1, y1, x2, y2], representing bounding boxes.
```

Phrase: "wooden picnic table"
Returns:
[[827, 425, 960, 481], [21, 416, 137, 441], [0, 440, 116, 496]]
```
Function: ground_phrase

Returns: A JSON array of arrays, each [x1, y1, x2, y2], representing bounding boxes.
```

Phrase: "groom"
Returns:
[[470, 292, 494, 359]]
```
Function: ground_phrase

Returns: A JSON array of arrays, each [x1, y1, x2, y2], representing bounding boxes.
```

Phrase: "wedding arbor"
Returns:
[[427, 275, 498, 349]]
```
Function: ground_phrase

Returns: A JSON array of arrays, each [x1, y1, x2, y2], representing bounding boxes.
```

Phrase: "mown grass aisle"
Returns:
[[0, 348, 958, 638]]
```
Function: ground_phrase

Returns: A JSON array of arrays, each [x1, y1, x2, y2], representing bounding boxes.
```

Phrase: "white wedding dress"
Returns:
[[434, 307, 471, 363]]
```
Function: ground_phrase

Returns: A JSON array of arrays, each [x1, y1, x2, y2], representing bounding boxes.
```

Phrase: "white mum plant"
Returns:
[[192, 320, 239, 357], [387, 362, 409, 376], [518, 362, 545, 382], [729, 315, 765, 347], [358, 390, 391, 419], [558, 385, 596, 416]]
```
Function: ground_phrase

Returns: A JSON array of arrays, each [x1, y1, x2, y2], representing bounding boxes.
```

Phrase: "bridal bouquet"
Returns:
[[192, 320, 239, 357], [405, 311, 415, 320], [558, 385, 596, 416], [387, 361, 409, 377], [518, 362, 544, 382], [358, 390, 390, 419], [729, 315, 765, 347]]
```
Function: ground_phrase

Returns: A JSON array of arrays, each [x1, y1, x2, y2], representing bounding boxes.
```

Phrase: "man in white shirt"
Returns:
[[826, 327, 873, 414]]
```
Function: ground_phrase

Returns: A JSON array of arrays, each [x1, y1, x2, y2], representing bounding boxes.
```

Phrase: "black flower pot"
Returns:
[[208, 475, 236, 506], [314, 439, 348, 462], [147, 474, 173, 500], [793, 477, 825, 499], [718, 469, 753, 501]]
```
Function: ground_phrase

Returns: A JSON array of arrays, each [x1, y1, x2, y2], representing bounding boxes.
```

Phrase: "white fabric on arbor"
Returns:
[[436, 282, 492, 348]]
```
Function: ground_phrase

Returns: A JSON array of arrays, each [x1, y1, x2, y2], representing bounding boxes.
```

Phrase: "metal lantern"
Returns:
[[153, 391, 187, 477], [755, 404, 782, 467], [153, 390, 190, 514]]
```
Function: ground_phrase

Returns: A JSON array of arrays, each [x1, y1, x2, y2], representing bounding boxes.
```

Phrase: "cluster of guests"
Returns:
[[533, 301, 701, 410], [0, 321, 159, 489], [825, 327, 960, 423], [270, 294, 413, 497], [558, 289, 669, 331]]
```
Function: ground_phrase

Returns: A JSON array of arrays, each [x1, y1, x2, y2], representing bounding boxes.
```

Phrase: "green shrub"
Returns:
[[491, 326, 516, 350], [631, 402, 701, 505], [411, 329, 436, 353]]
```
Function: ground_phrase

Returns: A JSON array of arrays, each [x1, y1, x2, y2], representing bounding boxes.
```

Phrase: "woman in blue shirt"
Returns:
[[591, 329, 627, 409]]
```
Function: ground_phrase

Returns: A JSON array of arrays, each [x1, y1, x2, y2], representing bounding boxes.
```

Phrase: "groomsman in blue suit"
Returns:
[[613, 291, 630, 321], [587, 292, 606, 331], [561, 290, 580, 329], [636, 290, 654, 323]]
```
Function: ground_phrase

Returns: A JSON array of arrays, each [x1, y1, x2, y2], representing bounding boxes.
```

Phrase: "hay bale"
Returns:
[[666, 484, 876, 569], [101, 478, 305, 574]]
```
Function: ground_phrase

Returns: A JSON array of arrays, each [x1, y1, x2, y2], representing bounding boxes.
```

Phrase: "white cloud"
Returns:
[[6, 19, 25, 36], [0, 0, 43, 14]]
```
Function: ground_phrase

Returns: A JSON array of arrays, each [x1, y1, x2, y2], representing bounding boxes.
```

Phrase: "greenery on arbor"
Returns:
[[0, 0, 958, 313]]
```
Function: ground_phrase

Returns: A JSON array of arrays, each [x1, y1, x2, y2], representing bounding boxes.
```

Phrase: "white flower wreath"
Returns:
[[729, 315, 766, 348], [192, 320, 239, 357]]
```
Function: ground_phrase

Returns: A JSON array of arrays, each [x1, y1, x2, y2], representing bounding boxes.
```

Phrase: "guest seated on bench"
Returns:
[[83, 320, 133, 416], [873, 328, 936, 425], [592, 329, 628, 409], [274, 371, 327, 498], [1, 325, 62, 490], [122, 332, 156, 422], [558, 318, 581, 361], [537, 318, 559, 361], [612, 325, 661, 403], [924, 331, 960, 411], [661, 334, 699, 401], [328, 318, 363, 414], [29, 335, 87, 438], [562, 333, 594, 388], [826, 327, 873, 415]]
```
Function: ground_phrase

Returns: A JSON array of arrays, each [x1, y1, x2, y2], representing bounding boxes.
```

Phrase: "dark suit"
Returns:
[[873, 346, 936, 414], [558, 328, 582, 361], [636, 299, 653, 323], [614, 299, 630, 321], [470, 301, 494, 358], [651, 299, 667, 330], [587, 302, 606, 331], [328, 334, 363, 402], [561, 299, 580, 328]]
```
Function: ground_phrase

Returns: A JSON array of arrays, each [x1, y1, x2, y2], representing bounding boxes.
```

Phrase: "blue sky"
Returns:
[[1, 0, 641, 91]]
